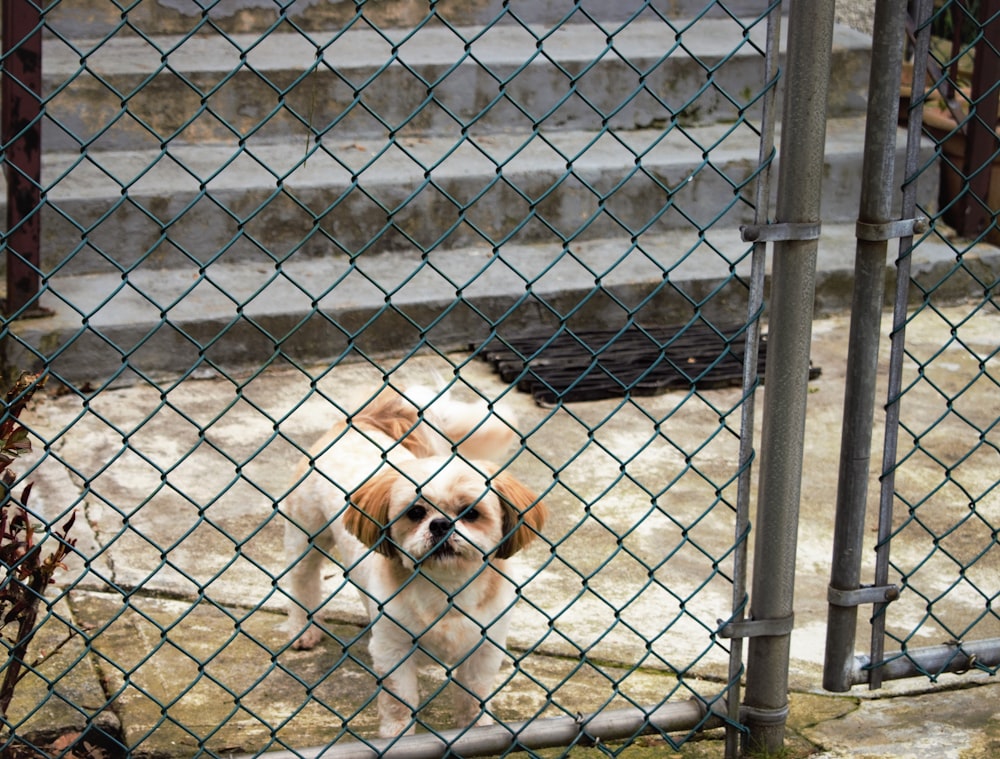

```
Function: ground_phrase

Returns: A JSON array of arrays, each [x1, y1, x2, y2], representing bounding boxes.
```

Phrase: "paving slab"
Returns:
[[794, 683, 1000, 759]]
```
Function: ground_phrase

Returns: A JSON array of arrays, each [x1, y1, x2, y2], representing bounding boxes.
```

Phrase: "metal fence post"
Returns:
[[822, 0, 910, 693], [953, 0, 1000, 238], [741, 0, 836, 753], [2, 0, 44, 317], [726, 6, 783, 756]]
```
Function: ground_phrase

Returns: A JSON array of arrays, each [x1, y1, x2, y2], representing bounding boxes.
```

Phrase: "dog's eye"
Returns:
[[406, 505, 427, 521], [460, 507, 480, 522]]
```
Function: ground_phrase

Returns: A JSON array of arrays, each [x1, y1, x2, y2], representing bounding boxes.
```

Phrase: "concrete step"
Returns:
[[43, 0, 780, 39], [23, 116, 917, 277], [13, 221, 988, 387], [41, 19, 872, 152]]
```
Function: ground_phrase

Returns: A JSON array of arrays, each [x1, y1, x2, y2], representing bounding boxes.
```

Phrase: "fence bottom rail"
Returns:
[[851, 638, 1000, 687], [236, 698, 728, 759]]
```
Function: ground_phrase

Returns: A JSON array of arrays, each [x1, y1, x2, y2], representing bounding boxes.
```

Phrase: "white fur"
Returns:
[[405, 384, 518, 460], [281, 387, 545, 737]]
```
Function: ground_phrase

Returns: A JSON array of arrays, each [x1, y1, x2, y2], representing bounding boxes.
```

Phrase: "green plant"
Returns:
[[0, 372, 76, 720]]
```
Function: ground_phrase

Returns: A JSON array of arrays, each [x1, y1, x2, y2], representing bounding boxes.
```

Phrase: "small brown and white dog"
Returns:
[[281, 386, 547, 737]]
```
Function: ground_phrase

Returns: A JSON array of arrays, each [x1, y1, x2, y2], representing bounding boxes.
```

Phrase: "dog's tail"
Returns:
[[404, 384, 517, 461], [352, 388, 440, 458]]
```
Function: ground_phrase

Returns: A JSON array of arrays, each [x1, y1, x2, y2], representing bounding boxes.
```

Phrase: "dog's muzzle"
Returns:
[[429, 518, 451, 539], [427, 518, 459, 558]]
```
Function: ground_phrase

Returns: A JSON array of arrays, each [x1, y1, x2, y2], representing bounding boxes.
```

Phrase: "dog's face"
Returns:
[[346, 456, 546, 572]]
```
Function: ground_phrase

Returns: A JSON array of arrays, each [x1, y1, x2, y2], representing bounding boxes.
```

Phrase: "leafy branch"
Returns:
[[0, 373, 76, 721]]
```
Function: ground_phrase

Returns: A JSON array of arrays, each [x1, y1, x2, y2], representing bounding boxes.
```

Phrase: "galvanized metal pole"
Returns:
[[868, 0, 935, 692], [726, 4, 782, 758], [823, 0, 909, 694], [741, 0, 835, 753]]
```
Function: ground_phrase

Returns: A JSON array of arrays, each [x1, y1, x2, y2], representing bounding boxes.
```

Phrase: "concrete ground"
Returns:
[[6, 291, 999, 758]]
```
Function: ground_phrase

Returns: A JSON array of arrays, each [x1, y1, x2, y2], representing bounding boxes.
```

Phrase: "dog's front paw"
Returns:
[[455, 699, 494, 730], [378, 720, 416, 739], [290, 625, 324, 650], [473, 712, 494, 728]]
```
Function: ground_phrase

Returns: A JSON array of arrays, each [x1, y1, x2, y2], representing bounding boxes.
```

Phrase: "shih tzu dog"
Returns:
[[281, 386, 547, 737]]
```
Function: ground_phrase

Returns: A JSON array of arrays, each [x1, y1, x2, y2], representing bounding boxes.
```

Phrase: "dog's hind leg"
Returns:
[[282, 517, 334, 650]]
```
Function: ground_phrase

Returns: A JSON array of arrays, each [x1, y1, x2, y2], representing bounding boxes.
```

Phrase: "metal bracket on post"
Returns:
[[740, 222, 822, 243], [739, 703, 790, 728], [718, 613, 795, 640], [854, 216, 928, 242], [827, 584, 900, 607]]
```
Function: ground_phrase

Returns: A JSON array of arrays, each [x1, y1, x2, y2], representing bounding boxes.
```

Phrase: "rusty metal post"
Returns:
[[2, 0, 44, 316], [954, 0, 1000, 238], [963, 0, 1000, 235]]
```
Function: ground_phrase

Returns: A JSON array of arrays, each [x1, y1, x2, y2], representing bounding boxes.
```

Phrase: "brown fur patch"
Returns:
[[492, 471, 548, 559], [352, 389, 438, 458], [346, 470, 399, 558]]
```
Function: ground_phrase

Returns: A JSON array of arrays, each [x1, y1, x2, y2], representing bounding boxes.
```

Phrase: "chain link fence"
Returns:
[[6, 0, 997, 755], [0, 1, 793, 756], [823, 0, 1000, 692], [868, 0, 1000, 685]]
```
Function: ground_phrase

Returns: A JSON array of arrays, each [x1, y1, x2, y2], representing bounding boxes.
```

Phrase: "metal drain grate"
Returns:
[[478, 322, 780, 405]]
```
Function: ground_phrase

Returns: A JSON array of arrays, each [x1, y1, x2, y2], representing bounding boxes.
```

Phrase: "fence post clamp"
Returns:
[[740, 222, 822, 243], [827, 583, 900, 607], [855, 216, 929, 241], [717, 613, 794, 639]]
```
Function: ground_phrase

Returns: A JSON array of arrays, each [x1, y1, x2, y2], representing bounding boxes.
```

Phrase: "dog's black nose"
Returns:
[[429, 518, 451, 538]]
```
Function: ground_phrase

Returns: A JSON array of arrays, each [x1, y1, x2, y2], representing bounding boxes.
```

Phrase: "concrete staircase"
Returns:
[[8, 1, 928, 385]]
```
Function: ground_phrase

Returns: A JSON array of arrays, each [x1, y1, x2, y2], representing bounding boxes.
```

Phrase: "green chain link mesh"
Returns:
[[2, 0, 788, 756], [870, 0, 1000, 683]]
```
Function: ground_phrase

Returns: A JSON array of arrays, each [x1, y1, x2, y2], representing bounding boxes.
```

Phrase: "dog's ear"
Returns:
[[490, 470, 547, 559], [346, 471, 399, 558]]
